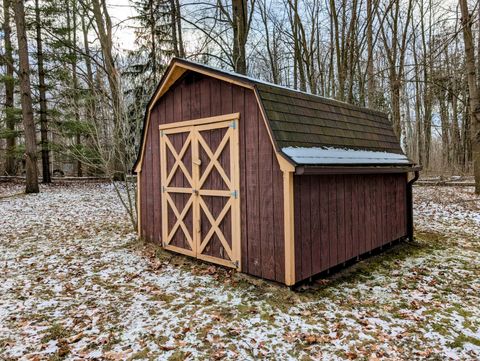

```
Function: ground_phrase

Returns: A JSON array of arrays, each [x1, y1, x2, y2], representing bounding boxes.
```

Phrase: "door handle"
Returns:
[[193, 159, 202, 166]]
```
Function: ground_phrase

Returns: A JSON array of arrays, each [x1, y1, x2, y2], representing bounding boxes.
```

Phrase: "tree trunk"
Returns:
[[149, 0, 157, 79], [14, 0, 39, 193], [330, 0, 343, 99], [259, 0, 278, 83], [459, 0, 480, 193], [346, 0, 358, 103], [390, 78, 402, 139], [439, 92, 450, 168], [174, 0, 185, 58], [169, 0, 181, 59], [3, 0, 16, 175], [91, 0, 125, 179], [81, 12, 96, 125], [366, 0, 375, 107], [451, 92, 461, 167], [232, 0, 247, 74], [67, 0, 82, 177], [35, 0, 51, 183]]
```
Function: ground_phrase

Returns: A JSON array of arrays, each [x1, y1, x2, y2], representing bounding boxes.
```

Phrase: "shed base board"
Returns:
[[291, 235, 409, 288], [153, 235, 410, 288]]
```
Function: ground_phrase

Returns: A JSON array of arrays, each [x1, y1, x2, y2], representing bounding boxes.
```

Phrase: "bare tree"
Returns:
[[378, 0, 413, 139], [366, 0, 375, 107], [459, 0, 480, 193], [171, 0, 185, 58], [232, 0, 249, 74], [91, 0, 125, 179], [14, 0, 39, 193]]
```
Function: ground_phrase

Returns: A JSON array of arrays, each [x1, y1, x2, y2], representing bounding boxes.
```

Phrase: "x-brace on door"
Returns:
[[159, 113, 241, 270]]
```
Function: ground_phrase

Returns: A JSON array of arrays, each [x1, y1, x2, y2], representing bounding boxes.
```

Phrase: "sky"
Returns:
[[107, 0, 138, 52]]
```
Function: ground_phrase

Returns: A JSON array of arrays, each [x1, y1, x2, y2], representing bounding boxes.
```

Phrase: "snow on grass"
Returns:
[[0, 180, 24, 198], [414, 185, 480, 240], [0, 182, 479, 360]]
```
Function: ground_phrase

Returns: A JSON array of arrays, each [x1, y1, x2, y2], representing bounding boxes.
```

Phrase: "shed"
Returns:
[[134, 58, 420, 286]]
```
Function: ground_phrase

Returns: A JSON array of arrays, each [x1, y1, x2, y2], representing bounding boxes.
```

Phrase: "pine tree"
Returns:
[[1, 0, 20, 176], [35, 0, 51, 183]]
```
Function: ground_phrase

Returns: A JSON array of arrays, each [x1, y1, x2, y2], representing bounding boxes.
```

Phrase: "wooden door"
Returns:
[[159, 114, 241, 269]]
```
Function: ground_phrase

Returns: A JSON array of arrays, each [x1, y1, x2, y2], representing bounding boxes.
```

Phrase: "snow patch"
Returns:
[[282, 146, 411, 165]]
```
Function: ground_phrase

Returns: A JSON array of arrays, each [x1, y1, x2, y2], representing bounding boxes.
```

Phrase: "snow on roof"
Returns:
[[282, 146, 411, 165]]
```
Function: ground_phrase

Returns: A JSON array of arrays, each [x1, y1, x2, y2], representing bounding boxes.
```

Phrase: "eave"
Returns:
[[295, 164, 422, 175]]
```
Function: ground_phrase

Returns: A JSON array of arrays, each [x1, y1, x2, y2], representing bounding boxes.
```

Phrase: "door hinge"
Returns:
[[233, 260, 239, 268], [162, 186, 166, 193], [230, 120, 236, 129], [160, 130, 164, 137], [231, 190, 238, 199]]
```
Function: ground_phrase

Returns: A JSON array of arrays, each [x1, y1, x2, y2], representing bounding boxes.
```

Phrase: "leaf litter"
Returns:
[[0, 182, 478, 360]]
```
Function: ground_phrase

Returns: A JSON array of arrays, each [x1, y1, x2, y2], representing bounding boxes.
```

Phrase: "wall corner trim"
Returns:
[[278, 151, 296, 286], [137, 171, 142, 237]]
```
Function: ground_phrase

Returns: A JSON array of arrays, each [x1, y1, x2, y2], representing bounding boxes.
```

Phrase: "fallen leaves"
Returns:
[[300, 333, 331, 345], [104, 350, 133, 360], [0, 182, 479, 360]]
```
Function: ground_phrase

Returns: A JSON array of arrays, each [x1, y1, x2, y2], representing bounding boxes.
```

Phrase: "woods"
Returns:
[[0, 0, 479, 193]]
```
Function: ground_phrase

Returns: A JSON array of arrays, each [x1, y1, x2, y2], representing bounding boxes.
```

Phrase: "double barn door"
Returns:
[[159, 114, 241, 269]]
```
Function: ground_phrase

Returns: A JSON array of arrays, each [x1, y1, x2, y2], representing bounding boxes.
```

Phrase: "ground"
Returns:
[[0, 181, 479, 360]]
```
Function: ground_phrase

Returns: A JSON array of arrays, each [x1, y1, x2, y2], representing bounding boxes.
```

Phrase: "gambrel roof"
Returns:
[[134, 58, 413, 173]]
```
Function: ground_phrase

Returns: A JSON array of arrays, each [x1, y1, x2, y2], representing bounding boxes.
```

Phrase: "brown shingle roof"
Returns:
[[134, 58, 413, 171], [254, 83, 404, 155]]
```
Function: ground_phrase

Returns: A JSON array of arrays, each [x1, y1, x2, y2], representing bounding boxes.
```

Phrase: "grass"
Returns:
[[41, 323, 69, 343], [2, 182, 479, 360], [449, 334, 480, 348]]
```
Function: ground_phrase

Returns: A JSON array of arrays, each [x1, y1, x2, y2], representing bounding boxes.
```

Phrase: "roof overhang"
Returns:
[[295, 164, 422, 175]]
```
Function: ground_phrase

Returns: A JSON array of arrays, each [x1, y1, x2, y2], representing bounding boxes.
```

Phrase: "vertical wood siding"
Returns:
[[139, 72, 285, 283], [294, 173, 408, 283]]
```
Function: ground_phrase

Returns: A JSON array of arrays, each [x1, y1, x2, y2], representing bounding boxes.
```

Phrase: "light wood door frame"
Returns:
[[159, 113, 241, 270], [160, 124, 196, 257]]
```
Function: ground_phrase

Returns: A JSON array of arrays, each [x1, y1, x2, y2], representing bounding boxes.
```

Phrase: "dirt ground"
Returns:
[[0, 181, 479, 360]]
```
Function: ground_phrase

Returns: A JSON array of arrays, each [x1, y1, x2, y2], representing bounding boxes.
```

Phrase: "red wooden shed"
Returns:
[[134, 58, 420, 286]]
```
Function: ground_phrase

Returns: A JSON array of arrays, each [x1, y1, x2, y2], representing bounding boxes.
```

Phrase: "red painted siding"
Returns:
[[139, 72, 285, 283], [294, 173, 408, 283]]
